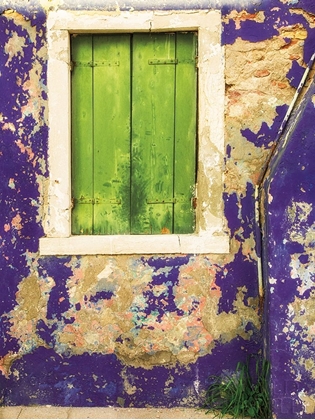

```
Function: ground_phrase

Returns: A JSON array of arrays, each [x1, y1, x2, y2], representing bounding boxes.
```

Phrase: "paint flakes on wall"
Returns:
[[289, 9, 315, 29], [299, 390, 315, 415], [4, 30, 26, 65], [4, 255, 260, 371], [278, 24, 308, 40], [3, 1, 314, 411], [224, 34, 302, 202], [223, 10, 265, 30]]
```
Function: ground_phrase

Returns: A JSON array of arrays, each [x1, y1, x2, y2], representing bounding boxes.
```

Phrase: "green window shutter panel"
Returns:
[[71, 33, 197, 235], [174, 32, 197, 234], [71, 35, 94, 234], [131, 33, 176, 234], [93, 35, 131, 235], [71, 35, 131, 235]]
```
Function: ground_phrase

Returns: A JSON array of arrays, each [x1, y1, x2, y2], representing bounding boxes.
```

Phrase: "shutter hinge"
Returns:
[[72, 60, 120, 68], [193, 197, 197, 209], [73, 197, 121, 205], [148, 59, 178, 65], [146, 198, 177, 204]]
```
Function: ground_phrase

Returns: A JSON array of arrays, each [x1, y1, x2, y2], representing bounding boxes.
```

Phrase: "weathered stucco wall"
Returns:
[[1, 0, 315, 417], [262, 52, 315, 418]]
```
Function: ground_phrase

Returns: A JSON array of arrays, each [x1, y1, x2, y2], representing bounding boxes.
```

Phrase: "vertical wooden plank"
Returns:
[[131, 33, 176, 234], [71, 35, 94, 234], [93, 35, 131, 234], [174, 32, 197, 233]]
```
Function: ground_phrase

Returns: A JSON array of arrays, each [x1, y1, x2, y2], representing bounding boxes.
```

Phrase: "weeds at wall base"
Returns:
[[202, 357, 271, 419]]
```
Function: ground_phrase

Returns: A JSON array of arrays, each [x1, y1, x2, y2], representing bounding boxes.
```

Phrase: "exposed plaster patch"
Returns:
[[278, 24, 308, 40], [19, 65, 48, 130], [224, 136, 269, 196], [121, 368, 139, 396], [6, 256, 260, 370], [299, 358, 315, 380], [290, 294, 315, 337], [286, 201, 313, 244], [11, 213, 22, 232], [0, 352, 20, 378], [7, 274, 55, 356], [299, 390, 315, 414], [4, 31, 26, 66], [2, 10, 37, 43], [202, 286, 260, 343], [2, 122, 16, 132], [290, 252, 315, 296], [223, 10, 265, 30], [289, 9, 315, 29], [224, 34, 303, 207], [225, 37, 299, 129], [15, 140, 35, 164]]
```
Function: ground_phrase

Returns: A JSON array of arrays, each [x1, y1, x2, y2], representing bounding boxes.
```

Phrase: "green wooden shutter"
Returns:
[[71, 33, 197, 235], [174, 32, 197, 233], [71, 35, 94, 234], [71, 35, 131, 235], [93, 35, 131, 234], [131, 33, 197, 234], [131, 33, 176, 234]]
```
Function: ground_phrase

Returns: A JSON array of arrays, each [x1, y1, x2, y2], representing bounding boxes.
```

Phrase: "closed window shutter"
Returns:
[[71, 35, 94, 234], [71, 33, 197, 235], [131, 33, 176, 234], [71, 35, 131, 235], [174, 32, 197, 234], [93, 35, 131, 234]]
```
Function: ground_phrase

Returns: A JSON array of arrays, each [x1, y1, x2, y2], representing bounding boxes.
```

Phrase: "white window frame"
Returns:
[[40, 9, 229, 255]]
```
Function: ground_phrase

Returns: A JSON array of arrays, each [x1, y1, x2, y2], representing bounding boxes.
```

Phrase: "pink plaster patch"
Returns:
[[15, 139, 35, 163], [11, 214, 22, 231]]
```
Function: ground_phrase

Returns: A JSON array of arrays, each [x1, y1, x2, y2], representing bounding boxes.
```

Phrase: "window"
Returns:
[[40, 9, 229, 255], [71, 32, 197, 235]]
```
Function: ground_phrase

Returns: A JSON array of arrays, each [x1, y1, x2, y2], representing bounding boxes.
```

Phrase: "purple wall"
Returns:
[[1, 1, 315, 417], [263, 70, 315, 418]]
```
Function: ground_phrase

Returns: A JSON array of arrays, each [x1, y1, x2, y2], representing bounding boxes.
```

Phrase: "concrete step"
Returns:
[[0, 406, 219, 419]]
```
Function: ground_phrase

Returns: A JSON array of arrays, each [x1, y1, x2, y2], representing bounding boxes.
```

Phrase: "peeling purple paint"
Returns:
[[1, 1, 315, 417], [287, 61, 306, 89], [263, 68, 315, 417], [241, 105, 288, 148]]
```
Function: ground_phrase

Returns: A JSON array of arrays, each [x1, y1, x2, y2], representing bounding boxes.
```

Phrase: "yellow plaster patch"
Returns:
[[289, 294, 315, 345], [0, 352, 21, 378], [2, 122, 16, 132], [7, 256, 260, 369], [299, 358, 315, 379], [4, 31, 26, 66], [3, 11, 37, 43], [278, 24, 308, 40], [223, 10, 265, 29], [299, 391, 315, 414], [8, 274, 55, 353], [224, 31, 302, 203]]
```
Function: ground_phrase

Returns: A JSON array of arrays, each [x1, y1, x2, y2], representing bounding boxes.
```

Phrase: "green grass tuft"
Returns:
[[202, 357, 271, 419]]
